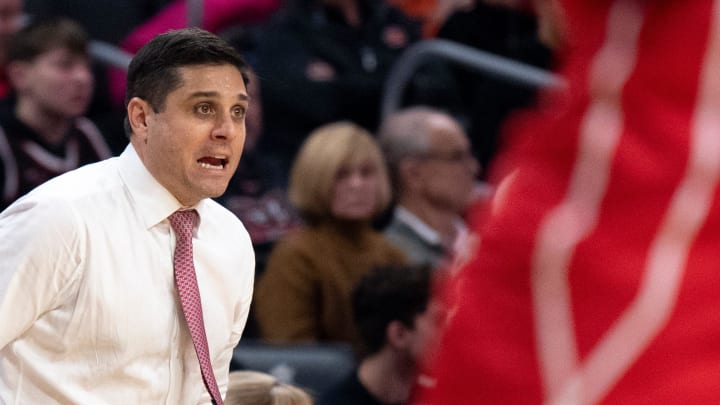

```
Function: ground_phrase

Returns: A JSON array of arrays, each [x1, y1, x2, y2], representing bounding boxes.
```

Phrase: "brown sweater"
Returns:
[[254, 221, 407, 351]]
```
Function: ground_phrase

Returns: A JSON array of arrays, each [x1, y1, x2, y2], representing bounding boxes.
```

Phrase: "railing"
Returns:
[[381, 39, 566, 118], [89, 40, 133, 70], [87, 13, 567, 113], [19, 12, 132, 71]]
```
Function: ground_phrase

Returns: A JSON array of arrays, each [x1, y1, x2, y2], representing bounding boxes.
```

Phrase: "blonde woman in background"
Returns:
[[255, 122, 407, 354], [226, 371, 313, 405]]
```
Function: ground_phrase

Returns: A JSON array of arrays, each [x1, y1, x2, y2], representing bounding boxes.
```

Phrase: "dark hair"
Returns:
[[352, 264, 432, 354], [124, 27, 249, 136], [6, 16, 88, 63]]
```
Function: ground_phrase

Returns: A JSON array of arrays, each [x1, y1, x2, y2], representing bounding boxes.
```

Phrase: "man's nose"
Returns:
[[211, 113, 241, 141]]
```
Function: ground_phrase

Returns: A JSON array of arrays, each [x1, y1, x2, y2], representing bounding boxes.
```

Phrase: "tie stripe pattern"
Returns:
[[169, 210, 224, 405]]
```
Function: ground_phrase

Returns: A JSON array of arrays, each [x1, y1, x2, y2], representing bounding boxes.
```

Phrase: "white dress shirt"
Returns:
[[0, 144, 255, 404]]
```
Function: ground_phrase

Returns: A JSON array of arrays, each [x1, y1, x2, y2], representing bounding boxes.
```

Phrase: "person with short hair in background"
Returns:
[[378, 106, 481, 270], [0, 17, 112, 210], [318, 264, 443, 405]]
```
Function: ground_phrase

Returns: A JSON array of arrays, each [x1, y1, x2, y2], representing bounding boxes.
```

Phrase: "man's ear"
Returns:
[[6, 61, 30, 92], [386, 320, 412, 349], [127, 97, 151, 140], [399, 159, 424, 190]]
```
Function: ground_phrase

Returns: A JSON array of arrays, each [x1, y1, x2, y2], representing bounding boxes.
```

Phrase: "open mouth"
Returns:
[[197, 156, 228, 170]]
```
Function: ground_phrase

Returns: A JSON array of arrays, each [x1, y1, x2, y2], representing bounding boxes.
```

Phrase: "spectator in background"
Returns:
[[254, 122, 407, 354], [318, 264, 443, 405], [23, 0, 180, 154], [246, 0, 461, 174], [0, 17, 111, 210], [0, 0, 23, 97], [378, 106, 481, 270], [107, 0, 281, 108], [435, 0, 554, 171], [226, 371, 314, 405]]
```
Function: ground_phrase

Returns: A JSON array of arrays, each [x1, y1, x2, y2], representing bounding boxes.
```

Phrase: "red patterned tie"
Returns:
[[169, 210, 224, 405]]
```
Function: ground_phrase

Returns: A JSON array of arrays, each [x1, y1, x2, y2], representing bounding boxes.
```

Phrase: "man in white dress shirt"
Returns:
[[0, 28, 255, 404]]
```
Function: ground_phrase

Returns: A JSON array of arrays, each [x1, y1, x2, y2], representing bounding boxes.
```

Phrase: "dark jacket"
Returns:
[[248, 0, 459, 167], [0, 99, 111, 210]]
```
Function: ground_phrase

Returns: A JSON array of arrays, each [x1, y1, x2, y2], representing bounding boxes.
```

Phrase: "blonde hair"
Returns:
[[288, 121, 392, 221], [225, 371, 314, 405]]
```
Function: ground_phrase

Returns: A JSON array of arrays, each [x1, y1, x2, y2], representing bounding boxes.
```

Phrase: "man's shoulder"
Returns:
[[0, 158, 122, 225], [0, 160, 119, 235], [31, 158, 119, 201], [200, 198, 252, 239], [202, 198, 242, 220]]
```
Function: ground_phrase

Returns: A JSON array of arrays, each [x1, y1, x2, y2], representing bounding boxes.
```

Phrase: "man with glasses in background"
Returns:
[[378, 106, 482, 271]]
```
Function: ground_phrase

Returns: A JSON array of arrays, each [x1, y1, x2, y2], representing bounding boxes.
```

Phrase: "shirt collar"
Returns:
[[118, 144, 207, 230], [394, 205, 467, 247], [395, 206, 442, 246]]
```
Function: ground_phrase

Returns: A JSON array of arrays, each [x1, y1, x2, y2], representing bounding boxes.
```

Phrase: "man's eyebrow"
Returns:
[[188, 91, 250, 101]]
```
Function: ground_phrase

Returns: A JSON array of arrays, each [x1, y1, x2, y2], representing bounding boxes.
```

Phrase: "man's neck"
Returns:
[[15, 99, 72, 146], [357, 349, 415, 404]]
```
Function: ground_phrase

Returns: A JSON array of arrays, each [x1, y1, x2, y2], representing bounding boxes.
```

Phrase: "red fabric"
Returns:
[[415, 1, 720, 404], [169, 210, 224, 405], [108, 0, 280, 106], [387, 0, 439, 37], [388, 0, 438, 18]]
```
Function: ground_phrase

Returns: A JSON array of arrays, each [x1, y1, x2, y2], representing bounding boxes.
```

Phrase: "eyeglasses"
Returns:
[[417, 149, 476, 163]]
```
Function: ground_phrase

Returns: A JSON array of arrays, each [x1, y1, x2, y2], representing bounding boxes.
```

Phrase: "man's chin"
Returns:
[[204, 183, 231, 199]]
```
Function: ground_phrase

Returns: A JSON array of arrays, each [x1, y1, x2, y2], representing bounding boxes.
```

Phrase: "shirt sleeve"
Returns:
[[0, 197, 82, 349]]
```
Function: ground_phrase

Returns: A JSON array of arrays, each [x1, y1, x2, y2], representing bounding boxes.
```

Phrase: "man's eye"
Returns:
[[196, 104, 213, 114], [232, 106, 246, 118]]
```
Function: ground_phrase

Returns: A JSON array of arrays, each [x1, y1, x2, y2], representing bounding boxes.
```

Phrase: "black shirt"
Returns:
[[317, 370, 402, 405]]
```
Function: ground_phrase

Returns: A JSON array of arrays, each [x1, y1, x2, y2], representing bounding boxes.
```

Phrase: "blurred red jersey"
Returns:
[[415, 0, 720, 404]]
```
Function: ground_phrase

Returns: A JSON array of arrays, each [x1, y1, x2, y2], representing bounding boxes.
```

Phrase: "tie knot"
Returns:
[[168, 209, 198, 238]]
